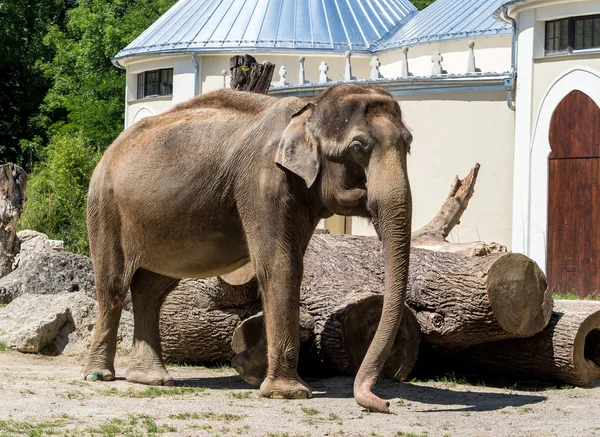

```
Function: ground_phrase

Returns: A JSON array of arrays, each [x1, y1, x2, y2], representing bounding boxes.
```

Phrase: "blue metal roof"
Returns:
[[115, 0, 417, 60], [375, 0, 511, 51]]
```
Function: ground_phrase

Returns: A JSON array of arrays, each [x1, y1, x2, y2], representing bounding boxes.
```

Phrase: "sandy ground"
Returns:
[[0, 352, 599, 437]]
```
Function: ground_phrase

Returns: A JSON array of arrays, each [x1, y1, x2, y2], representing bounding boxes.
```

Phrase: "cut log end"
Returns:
[[486, 253, 552, 337], [576, 308, 600, 385]]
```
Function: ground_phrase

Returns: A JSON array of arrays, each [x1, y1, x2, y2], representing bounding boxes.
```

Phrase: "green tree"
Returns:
[[20, 0, 176, 253], [0, 0, 68, 169], [19, 132, 99, 254], [412, 0, 436, 10]]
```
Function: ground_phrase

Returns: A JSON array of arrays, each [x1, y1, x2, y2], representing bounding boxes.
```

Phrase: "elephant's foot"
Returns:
[[125, 357, 175, 386], [125, 364, 174, 386], [82, 364, 115, 382], [260, 376, 312, 399]]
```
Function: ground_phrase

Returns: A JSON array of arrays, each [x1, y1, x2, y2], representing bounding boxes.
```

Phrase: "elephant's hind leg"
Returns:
[[83, 245, 133, 382], [125, 269, 179, 386]]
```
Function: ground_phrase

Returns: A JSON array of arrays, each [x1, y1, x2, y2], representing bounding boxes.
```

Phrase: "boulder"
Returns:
[[0, 294, 71, 352], [0, 250, 95, 304], [0, 292, 133, 354], [13, 230, 64, 268]]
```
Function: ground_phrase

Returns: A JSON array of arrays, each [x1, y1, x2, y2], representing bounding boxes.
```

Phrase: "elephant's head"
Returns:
[[275, 84, 413, 413]]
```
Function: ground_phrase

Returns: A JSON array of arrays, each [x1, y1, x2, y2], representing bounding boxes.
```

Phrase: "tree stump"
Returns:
[[229, 55, 275, 94], [0, 164, 27, 278], [451, 300, 600, 386]]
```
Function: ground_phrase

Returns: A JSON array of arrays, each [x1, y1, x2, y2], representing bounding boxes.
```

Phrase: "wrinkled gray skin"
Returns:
[[83, 84, 412, 413]]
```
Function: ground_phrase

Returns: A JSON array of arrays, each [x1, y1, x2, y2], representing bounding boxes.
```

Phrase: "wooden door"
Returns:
[[547, 90, 600, 297]]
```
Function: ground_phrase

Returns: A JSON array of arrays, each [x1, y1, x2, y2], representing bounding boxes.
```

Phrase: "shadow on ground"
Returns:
[[173, 373, 547, 413]]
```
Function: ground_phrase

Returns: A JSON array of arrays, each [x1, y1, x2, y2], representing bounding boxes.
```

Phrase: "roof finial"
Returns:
[[401, 46, 411, 78], [431, 51, 445, 75], [319, 61, 330, 83], [467, 40, 479, 73], [279, 65, 289, 87], [344, 51, 355, 81], [299, 56, 309, 85], [369, 56, 383, 80]]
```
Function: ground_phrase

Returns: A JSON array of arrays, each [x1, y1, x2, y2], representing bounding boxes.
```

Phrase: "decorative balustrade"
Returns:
[[220, 41, 493, 89]]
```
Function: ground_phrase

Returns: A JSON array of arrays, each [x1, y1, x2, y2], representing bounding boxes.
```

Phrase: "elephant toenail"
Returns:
[[86, 372, 102, 381]]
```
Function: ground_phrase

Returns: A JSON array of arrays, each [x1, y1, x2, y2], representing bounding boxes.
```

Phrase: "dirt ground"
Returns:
[[0, 352, 599, 437]]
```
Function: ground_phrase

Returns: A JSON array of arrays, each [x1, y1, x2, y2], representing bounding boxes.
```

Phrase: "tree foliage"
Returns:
[[413, 0, 436, 10], [0, 0, 68, 169], [19, 132, 99, 254]]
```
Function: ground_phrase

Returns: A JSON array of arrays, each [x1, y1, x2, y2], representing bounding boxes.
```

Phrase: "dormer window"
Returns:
[[545, 15, 600, 56], [136, 68, 173, 99]]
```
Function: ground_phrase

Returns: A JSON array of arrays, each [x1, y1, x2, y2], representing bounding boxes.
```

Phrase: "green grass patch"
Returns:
[[300, 406, 320, 416], [518, 407, 533, 414], [86, 415, 176, 436], [0, 342, 8, 352], [213, 362, 233, 373], [553, 292, 600, 301], [100, 385, 207, 398], [397, 432, 430, 437], [230, 391, 252, 399], [168, 412, 244, 422], [0, 418, 66, 437]]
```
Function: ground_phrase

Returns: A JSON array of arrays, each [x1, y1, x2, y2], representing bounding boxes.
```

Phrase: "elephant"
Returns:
[[83, 83, 413, 413]]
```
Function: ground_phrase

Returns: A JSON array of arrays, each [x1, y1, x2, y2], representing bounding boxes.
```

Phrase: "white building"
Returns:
[[113, 0, 600, 296]]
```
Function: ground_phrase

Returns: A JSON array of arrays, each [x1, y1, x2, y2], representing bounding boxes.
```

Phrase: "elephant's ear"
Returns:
[[275, 103, 320, 188]]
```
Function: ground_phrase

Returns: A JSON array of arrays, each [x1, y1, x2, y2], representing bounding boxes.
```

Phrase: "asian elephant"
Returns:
[[83, 83, 413, 413]]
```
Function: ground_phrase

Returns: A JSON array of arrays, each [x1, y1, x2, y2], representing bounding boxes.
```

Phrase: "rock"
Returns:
[[0, 292, 133, 354], [54, 293, 133, 355], [0, 250, 95, 304], [14, 230, 64, 268], [0, 294, 71, 352]]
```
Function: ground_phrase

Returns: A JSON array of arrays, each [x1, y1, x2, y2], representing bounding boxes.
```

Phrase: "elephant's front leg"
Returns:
[[256, 252, 312, 399]]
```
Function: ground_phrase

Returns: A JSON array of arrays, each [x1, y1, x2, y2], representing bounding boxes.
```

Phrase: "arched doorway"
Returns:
[[547, 90, 600, 297]]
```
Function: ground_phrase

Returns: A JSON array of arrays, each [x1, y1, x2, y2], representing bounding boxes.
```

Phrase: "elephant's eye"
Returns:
[[350, 141, 363, 154]]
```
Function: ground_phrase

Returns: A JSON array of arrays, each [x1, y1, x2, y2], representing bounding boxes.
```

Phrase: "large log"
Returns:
[[0, 164, 27, 278], [408, 248, 552, 353], [451, 300, 600, 386], [300, 235, 551, 354], [229, 54, 275, 94], [159, 278, 261, 363]]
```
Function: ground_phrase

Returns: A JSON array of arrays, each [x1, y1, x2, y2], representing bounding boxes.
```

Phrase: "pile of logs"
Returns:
[[158, 164, 600, 388]]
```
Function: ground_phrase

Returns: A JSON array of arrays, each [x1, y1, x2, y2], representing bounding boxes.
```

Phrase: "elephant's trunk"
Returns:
[[354, 151, 412, 413]]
